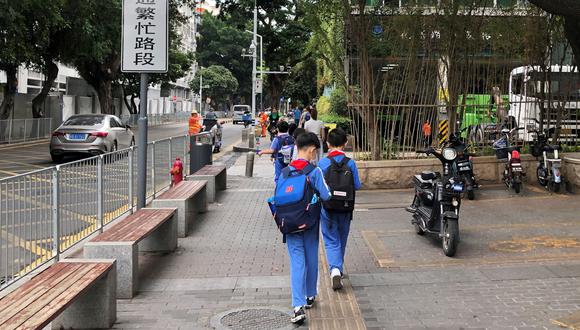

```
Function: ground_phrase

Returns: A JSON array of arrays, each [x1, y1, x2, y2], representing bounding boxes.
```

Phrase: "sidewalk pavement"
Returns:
[[114, 144, 580, 330]]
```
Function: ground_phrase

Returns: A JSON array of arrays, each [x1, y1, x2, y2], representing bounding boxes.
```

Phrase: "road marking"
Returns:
[[0, 159, 47, 169], [0, 140, 49, 151], [0, 229, 52, 258], [552, 310, 580, 329], [361, 230, 394, 266], [0, 169, 18, 176], [308, 243, 367, 330]]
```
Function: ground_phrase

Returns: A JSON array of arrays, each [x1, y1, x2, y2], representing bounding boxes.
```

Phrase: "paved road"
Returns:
[[0, 122, 242, 287], [0, 121, 242, 179]]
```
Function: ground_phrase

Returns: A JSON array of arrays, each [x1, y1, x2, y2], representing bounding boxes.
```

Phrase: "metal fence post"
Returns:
[[152, 142, 156, 198], [97, 155, 104, 231], [168, 137, 173, 183], [128, 147, 134, 214], [8, 119, 12, 144], [183, 135, 188, 176], [51, 167, 60, 261], [23, 120, 27, 143]]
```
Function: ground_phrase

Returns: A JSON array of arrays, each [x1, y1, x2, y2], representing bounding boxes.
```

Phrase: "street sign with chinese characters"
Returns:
[[255, 79, 263, 94], [122, 0, 168, 73]]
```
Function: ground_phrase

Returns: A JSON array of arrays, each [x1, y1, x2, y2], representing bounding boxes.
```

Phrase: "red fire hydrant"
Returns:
[[170, 157, 183, 186]]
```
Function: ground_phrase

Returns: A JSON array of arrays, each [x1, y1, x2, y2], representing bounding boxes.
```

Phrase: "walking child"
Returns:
[[258, 121, 295, 182], [271, 132, 331, 324], [318, 128, 361, 290]]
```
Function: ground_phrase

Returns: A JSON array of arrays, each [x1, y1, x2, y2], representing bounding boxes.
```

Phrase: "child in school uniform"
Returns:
[[318, 128, 361, 290], [273, 132, 331, 324]]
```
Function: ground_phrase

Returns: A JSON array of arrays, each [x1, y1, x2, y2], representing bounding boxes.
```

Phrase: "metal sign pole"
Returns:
[[137, 73, 149, 209]]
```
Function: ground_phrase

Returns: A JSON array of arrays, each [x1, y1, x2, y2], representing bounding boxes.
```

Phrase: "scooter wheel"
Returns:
[[514, 181, 521, 194], [549, 181, 561, 193], [442, 220, 459, 257]]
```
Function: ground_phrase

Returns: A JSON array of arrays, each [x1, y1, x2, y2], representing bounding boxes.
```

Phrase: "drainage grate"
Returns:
[[211, 307, 296, 330]]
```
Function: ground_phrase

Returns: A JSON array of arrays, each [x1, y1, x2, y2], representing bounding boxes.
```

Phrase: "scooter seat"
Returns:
[[421, 171, 437, 181], [543, 145, 561, 152]]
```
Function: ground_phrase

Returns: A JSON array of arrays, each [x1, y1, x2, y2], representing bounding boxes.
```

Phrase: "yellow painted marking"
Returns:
[[361, 230, 394, 267], [0, 159, 47, 169], [0, 229, 52, 257], [0, 140, 49, 151], [552, 310, 580, 329], [0, 169, 19, 176]]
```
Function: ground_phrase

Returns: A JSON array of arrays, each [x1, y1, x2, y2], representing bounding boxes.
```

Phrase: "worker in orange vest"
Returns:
[[422, 121, 432, 147], [188, 111, 202, 136], [259, 111, 268, 138]]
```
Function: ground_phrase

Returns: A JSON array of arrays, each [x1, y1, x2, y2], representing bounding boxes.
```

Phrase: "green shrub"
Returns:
[[330, 87, 348, 116], [317, 96, 331, 115], [320, 113, 352, 133]]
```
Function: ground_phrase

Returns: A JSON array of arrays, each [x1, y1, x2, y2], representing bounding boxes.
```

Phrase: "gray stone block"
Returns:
[[150, 198, 196, 237], [187, 175, 217, 203], [85, 242, 137, 299], [52, 259, 117, 329], [139, 211, 178, 252]]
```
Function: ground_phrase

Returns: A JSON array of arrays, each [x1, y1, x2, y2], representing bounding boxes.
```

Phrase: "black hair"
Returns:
[[310, 108, 318, 120], [293, 127, 306, 139], [327, 128, 348, 147], [277, 120, 289, 133], [288, 123, 297, 136], [296, 132, 320, 150]]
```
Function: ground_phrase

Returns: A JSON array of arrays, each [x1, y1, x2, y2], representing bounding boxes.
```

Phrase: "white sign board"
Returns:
[[122, 0, 168, 73], [255, 79, 263, 94]]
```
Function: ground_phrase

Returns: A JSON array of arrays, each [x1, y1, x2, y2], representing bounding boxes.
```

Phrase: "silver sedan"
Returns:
[[50, 114, 134, 163]]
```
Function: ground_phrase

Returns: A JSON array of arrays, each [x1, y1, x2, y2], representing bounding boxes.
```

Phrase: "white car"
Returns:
[[232, 105, 251, 124], [50, 114, 134, 163]]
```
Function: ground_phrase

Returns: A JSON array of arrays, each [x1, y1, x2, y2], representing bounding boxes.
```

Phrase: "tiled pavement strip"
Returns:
[[112, 143, 580, 330]]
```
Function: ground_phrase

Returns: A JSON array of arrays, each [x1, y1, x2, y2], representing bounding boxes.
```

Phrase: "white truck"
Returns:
[[508, 65, 580, 142]]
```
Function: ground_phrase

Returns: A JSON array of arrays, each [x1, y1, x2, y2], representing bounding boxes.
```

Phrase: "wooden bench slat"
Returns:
[[193, 165, 226, 176], [156, 181, 205, 200], [2, 263, 100, 329], [91, 208, 175, 243], [20, 263, 113, 330], [0, 263, 84, 325]]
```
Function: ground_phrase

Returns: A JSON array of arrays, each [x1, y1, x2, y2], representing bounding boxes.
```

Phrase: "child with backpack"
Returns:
[[258, 121, 295, 182], [270, 132, 331, 324], [318, 128, 361, 290]]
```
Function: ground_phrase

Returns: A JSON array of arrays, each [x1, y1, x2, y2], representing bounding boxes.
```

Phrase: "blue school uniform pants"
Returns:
[[286, 224, 319, 308], [321, 209, 352, 273]]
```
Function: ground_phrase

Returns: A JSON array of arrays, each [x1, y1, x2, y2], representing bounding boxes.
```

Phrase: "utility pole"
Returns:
[[199, 69, 203, 114], [251, 0, 257, 117]]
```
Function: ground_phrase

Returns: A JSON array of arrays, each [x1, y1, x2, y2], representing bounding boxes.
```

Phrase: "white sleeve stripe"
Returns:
[[316, 167, 330, 191]]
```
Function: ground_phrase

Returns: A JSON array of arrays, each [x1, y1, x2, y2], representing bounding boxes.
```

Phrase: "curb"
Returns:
[[233, 144, 258, 153]]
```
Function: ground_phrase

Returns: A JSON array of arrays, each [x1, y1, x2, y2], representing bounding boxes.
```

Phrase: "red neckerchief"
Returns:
[[327, 149, 345, 158], [290, 159, 310, 170]]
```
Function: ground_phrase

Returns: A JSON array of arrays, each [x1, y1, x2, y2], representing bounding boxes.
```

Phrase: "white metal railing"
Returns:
[[120, 111, 191, 127], [0, 132, 211, 291], [0, 118, 53, 144]]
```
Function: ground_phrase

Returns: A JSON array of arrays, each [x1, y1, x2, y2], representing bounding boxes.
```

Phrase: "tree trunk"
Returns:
[[32, 60, 59, 118], [0, 66, 18, 120], [97, 79, 114, 115]]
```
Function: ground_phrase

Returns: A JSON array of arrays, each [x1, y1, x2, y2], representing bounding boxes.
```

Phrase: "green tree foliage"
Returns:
[[217, 0, 310, 106], [0, 0, 65, 119], [283, 57, 317, 107], [190, 65, 239, 107], [196, 12, 252, 100]]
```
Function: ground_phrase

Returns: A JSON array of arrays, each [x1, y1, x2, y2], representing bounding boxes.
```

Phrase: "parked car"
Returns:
[[232, 105, 251, 124], [50, 114, 134, 163]]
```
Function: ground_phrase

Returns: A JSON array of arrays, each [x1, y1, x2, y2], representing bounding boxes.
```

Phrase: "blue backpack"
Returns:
[[271, 164, 321, 235]]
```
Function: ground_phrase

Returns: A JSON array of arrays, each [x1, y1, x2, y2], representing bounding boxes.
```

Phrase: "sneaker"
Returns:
[[291, 307, 306, 324], [305, 296, 315, 309], [331, 268, 343, 290]]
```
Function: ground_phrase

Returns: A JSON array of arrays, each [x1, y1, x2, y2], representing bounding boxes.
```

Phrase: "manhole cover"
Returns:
[[211, 307, 296, 330]]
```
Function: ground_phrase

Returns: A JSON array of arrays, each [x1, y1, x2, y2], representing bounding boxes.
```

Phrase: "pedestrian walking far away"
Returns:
[[258, 121, 295, 182], [270, 132, 331, 324]]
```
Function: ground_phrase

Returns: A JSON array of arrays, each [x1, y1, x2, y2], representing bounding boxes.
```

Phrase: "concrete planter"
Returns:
[[357, 155, 537, 190], [562, 155, 580, 193]]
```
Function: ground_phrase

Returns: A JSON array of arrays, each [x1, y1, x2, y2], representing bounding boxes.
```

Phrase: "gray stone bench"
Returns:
[[84, 208, 177, 299], [150, 180, 208, 237], [0, 259, 117, 329], [187, 164, 227, 203]]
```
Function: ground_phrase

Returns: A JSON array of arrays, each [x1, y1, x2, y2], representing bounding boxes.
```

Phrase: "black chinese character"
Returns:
[[134, 53, 155, 66], [135, 22, 156, 35], [136, 7, 156, 20], [135, 37, 156, 50], [136, 0, 156, 4]]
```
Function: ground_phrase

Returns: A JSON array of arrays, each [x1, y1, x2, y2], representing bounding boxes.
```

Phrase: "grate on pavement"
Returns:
[[215, 308, 292, 330]]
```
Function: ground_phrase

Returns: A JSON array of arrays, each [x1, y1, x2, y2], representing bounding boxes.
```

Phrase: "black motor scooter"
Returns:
[[446, 133, 478, 200], [406, 147, 464, 257]]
